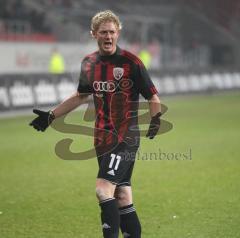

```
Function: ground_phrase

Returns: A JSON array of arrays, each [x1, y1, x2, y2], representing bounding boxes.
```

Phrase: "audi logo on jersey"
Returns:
[[93, 79, 133, 93], [93, 81, 116, 92]]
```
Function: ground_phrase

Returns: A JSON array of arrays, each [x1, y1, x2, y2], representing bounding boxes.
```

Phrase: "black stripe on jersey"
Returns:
[[101, 64, 111, 130]]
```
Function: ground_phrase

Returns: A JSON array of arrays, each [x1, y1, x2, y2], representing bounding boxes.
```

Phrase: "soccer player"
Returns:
[[30, 10, 162, 238]]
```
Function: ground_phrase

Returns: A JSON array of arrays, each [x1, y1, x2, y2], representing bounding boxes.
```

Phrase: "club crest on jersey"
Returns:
[[113, 67, 124, 80]]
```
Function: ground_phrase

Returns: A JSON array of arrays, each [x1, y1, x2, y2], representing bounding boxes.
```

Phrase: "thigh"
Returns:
[[114, 185, 133, 207]]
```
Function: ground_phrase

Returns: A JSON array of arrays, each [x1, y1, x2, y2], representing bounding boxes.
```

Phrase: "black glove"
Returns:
[[29, 109, 55, 132], [146, 112, 162, 139]]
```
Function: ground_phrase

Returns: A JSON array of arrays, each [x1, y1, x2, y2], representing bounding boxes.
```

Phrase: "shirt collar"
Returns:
[[98, 46, 121, 60]]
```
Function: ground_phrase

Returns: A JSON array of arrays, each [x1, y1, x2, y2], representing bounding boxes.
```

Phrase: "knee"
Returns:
[[96, 179, 116, 201], [96, 186, 112, 201]]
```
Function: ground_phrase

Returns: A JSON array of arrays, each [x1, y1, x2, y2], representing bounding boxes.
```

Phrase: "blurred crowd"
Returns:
[[0, 0, 50, 33], [184, 0, 240, 33], [39, 0, 73, 8]]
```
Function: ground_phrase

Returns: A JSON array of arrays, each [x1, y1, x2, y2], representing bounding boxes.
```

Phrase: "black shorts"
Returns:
[[96, 142, 139, 186]]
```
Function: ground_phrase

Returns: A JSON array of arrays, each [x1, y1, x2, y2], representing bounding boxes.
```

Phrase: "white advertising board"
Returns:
[[0, 42, 96, 74]]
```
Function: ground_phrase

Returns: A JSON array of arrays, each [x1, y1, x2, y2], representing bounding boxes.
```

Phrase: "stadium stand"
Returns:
[[0, 0, 55, 41], [183, 0, 240, 37]]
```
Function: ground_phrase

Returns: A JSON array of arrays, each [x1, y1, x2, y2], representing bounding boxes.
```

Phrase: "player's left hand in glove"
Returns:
[[29, 109, 55, 132], [146, 112, 162, 139]]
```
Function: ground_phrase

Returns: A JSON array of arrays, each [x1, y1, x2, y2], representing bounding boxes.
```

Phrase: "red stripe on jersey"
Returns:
[[94, 63, 102, 82], [123, 63, 130, 78], [110, 92, 126, 143], [93, 63, 104, 146], [121, 50, 143, 66], [117, 93, 132, 143], [85, 62, 91, 79], [150, 86, 158, 95], [106, 63, 114, 82], [85, 51, 98, 62], [106, 63, 115, 145], [116, 64, 132, 143], [94, 64, 104, 130]]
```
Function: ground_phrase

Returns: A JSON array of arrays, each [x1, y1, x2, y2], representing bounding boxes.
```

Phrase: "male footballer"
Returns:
[[30, 10, 161, 238]]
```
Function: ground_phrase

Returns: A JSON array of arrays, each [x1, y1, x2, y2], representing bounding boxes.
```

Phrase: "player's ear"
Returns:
[[117, 29, 120, 38], [90, 30, 96, 39]]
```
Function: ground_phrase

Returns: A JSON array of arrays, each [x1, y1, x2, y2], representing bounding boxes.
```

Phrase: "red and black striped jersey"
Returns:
[[77, 46, 158, 151]]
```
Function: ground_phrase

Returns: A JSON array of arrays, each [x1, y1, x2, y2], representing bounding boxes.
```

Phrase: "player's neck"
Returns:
[[99, 46, 117, 56]]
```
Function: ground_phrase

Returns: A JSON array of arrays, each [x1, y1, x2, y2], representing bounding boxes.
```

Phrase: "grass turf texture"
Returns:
[[0, 91, 239, 238]]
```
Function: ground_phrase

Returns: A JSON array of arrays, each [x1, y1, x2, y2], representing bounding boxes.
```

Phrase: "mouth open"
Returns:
[[104, 42, 112, 48]]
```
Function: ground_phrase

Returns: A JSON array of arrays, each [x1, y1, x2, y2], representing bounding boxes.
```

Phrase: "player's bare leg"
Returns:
[[96, 178, 119, 238], [96, 178, 116, 201], [115, 185, 133, 207], [115, 186, 141, 238]]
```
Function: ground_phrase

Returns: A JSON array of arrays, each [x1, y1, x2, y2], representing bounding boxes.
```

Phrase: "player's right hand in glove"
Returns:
[[146, 112, 162, 139], [29, 109, 55, 132]]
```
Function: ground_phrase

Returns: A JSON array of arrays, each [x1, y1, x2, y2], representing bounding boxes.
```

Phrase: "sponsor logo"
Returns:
[[107, 169, 115, 176], [123, 232, 131, 237], [113, 67, 124, 80], [119, 78, 133, 90], [102, 223, 111, 229], [93, 78, 133, 93], [93, 81, 116, 92]]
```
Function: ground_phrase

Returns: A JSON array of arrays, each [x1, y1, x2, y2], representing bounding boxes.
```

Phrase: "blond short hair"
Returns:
[[91, 10, 122, 32]]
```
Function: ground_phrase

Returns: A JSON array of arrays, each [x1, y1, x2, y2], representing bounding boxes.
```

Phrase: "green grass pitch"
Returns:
[[0, 91, 239, 238]]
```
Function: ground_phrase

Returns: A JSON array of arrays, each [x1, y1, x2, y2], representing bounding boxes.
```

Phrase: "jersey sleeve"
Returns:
[[77, 58, 93, 94], [135, 62, 158, 99]]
